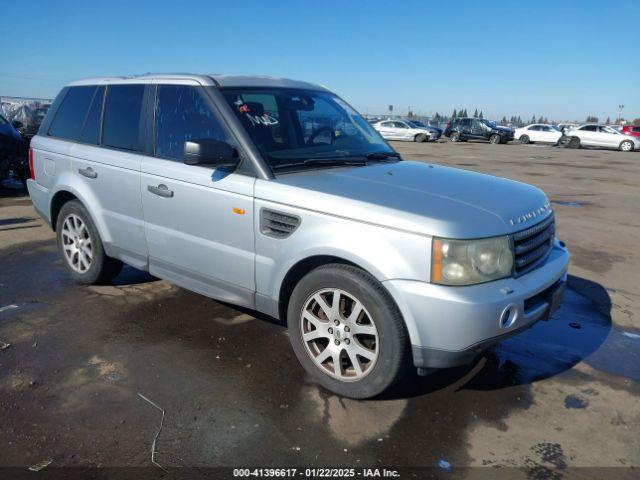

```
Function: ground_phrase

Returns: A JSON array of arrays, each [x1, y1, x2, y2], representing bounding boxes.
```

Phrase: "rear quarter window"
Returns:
[[102, 84, 145, 151], [48, 86, 97, 140]]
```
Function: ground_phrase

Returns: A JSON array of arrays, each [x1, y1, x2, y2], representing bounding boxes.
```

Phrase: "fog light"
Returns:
[[499, 304, 518, 328]]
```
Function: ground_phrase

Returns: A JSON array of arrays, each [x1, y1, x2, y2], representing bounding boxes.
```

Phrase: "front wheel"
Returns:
[[620, 140, 634, 152], [414, 133, 427, 143], [489, 134, 502, 144], [56, 200, 123, 284], [287, 264, 409, 399], [450, 132, 460, 142], [519, 135, 530, 144]]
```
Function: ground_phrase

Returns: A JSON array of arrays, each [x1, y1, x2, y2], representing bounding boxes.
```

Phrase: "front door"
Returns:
[[141, 83, 256, 307]]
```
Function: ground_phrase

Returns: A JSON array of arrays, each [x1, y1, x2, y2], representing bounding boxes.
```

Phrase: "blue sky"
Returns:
[[2, 0, 638, 122]]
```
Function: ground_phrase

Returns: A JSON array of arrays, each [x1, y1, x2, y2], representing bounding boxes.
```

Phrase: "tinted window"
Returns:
[[632, 127, 640, 133], [79, 86, 105, 145], [581, 125, 597, 132], [461, 118, 472, 126], [155, 85, 228, 161], [48, 86, 96, 140], [102, 84, 145, 151], [0, 115, 7, 125]]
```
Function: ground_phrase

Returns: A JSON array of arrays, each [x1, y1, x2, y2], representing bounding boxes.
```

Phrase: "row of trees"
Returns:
[[405, 108, 631, 127], [429, 110, 619, 127]]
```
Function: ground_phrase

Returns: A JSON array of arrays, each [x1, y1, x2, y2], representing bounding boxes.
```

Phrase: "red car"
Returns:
[[621, 125, 640, 138]]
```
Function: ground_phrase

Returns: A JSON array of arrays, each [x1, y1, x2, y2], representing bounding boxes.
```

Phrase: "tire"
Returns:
[[414, 133, 427, 143], [450, 132, 460, 142], [56, 200, 123, 284], [519, 135, 530, 144], [568, 136, 580, 149], [287, 264, 409, 399], [619, 140, 634, 152], [489, 134, 502, 144]]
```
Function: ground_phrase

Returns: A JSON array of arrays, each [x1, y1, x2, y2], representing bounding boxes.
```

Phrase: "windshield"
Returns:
[[408, 120, 427, 128], [481, 119, 497, 128], [221, 88, 395, 171]]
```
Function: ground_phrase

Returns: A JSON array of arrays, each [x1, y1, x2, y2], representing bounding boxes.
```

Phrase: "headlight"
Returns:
[[431, 236, 513, 286]]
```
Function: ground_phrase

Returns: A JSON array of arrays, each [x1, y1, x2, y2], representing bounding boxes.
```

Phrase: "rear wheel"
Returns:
[[568, 136, 581, 149], [414, 133, 427, 143], [519, 135, 530, 144], [620, 140, 634, 152], [489, 134, 502, 144], [450, 132, 460, 142], [56, 200, 123, 284], [287, 264, 409, 399]]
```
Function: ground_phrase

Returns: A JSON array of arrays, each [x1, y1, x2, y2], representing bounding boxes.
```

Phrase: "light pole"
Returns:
[[618, 104, 624, 124]]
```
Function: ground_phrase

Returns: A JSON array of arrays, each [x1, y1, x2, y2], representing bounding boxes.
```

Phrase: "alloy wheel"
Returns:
[[300, 288, 379, 381], [61, 214, 93, 273]]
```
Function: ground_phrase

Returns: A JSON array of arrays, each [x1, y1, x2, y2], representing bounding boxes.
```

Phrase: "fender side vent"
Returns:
[[260, 209, 300, 239]]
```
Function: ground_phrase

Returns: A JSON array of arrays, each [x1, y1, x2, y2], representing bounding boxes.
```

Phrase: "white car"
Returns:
[[372, 120, 430, 142], [515, 124, 563, 144], [564, 124, 640, 152]]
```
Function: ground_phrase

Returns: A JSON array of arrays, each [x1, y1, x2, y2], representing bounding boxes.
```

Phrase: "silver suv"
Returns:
[[27, 74, 569, 398]]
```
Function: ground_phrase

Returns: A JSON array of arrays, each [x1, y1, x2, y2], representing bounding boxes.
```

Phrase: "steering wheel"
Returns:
[[306, 126, 336, 145]]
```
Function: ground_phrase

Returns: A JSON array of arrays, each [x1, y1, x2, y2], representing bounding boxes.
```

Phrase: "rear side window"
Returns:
[[102, 84, 145, 151], [79, 86, 105, 145], [48, 86, 96, 140], [155, 85, 228, 161]]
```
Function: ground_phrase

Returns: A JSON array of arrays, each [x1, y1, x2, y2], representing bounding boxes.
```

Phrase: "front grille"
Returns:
[[511, 213, 555, 276]]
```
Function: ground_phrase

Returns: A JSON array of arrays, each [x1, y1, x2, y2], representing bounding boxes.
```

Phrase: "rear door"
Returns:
[[140, 82, 255, 306], [577, 125, 598, 146], [460, 118, 473, 139], [394, 121, 412, 140], [376, 121, 396, 140], [72, 84, 148, 267]]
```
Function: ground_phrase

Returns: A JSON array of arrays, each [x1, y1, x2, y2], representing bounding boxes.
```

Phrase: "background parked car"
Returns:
[[444, 117, 514, 144], [0, 114, 27, 185], [372, 120, 430, 142], [620, 125, 640, 138], [561, 124, 639, 152], [406, 120, 442, 141], [514, 124, 563, 144]]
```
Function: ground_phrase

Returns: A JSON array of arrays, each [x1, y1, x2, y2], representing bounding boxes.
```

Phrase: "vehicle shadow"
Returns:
[[383, 275, 617, 399], [111, 265, 160, 286]]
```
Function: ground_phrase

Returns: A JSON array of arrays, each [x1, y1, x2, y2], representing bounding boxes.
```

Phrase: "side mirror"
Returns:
[[184, 139, 239, 168], [11, 120, 24, 130]]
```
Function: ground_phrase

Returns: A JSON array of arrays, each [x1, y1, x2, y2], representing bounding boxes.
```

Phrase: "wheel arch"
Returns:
[[50, 190, 79, 231], [277, 255, 365, 323], [49, 186, 110, 244]]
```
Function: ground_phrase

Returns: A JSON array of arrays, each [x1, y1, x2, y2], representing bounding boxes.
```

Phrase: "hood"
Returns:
[[495, 126, 513, 133], [256, 161, 551, 238]]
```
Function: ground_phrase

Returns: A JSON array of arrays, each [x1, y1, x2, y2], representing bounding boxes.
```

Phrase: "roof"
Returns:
[[66, 73, 329, 91]]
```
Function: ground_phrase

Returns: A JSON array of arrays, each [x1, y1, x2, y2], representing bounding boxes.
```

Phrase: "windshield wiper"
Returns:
[[364, 151, 401, 160], [272, 158, 368, 171]]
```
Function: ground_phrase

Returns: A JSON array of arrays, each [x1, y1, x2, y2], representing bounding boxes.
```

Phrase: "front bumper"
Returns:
[[384, 239, 569, 369]]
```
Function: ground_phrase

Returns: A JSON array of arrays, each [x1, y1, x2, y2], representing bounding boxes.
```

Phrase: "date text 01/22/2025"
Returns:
[[232, 468, 401, 478]]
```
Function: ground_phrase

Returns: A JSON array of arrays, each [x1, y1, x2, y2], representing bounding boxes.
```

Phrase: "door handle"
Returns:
[[147, 184, 174, 198], [78, 167, 97, 179]]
